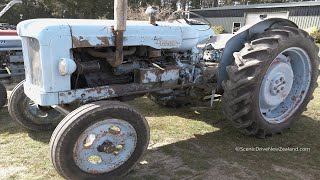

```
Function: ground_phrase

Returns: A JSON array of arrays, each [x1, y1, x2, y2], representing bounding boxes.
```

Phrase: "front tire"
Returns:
[[0, 82, 7, 109], [8, 80, 64, 131], [50, 101, 150, 180], [221, 26, 319, 138]]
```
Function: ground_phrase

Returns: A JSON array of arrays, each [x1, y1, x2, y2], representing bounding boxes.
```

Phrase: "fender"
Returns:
[[217, 18, 298, 90]]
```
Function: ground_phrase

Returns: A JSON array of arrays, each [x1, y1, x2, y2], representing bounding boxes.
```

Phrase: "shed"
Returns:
[[191, 1, 320, 33]]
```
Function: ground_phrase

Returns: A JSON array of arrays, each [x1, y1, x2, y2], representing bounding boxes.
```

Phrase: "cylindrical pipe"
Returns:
[[114, 0, 128, 31], [113, 0, 128, 67], [149, 16, 156, 25], [77, 61, 101, 74], [87, 47, 136, 59]]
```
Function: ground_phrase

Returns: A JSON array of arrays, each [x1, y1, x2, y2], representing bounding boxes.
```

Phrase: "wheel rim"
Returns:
[[73, 119, 137, 174], [259, 47, 311, 124], [22, 97, 60, 124]]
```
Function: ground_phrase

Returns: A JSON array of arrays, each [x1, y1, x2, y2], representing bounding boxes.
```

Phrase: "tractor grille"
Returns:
[[26, 38, 42, 86]]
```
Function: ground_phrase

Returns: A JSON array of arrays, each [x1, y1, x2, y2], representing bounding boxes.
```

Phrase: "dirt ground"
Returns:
[[0, 87, 320, 180]]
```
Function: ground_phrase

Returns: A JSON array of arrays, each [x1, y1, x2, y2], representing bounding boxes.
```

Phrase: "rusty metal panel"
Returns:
[[72, 36, 110, 48], [58, 83, 193, 104], [134, 66, 179, 84]]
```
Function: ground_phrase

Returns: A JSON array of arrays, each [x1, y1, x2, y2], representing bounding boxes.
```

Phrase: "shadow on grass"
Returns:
[[127, 113, 320, 179], [127, 98, 320, 179], [0, 108, 53, 143], [128, 97, 227, 128]]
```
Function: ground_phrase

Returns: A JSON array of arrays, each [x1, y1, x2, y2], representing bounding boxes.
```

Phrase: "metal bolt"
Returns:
[[281, 87, 284, 91], [283, 81, 286, 84], [274, 87, 278, 90], [277, 90, 280, 94], [275, 80, 280, 84], [280, 77, 284, 81]]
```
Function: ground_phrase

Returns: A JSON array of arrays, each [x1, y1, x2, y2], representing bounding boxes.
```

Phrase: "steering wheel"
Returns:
[[171, 11, 212, 31]]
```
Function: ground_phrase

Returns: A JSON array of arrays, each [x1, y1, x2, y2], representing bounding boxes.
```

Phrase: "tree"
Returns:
[[47, 0, 113, 19], [0, 0, 53, 24]]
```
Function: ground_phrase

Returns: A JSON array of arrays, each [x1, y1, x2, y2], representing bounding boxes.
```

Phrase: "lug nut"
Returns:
[[281, 87, 284, 90], [283, 81, 286, 84], [277, 90, 280, 94], [280, 77, 284, 81], [275, 80, 279, 84]]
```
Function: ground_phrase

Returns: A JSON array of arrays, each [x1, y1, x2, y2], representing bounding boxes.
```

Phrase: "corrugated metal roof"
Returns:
[[192, 1, 320, 11]]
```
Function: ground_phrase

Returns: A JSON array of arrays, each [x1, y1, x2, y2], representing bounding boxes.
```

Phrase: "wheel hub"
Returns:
[[73, 119, 137, 174], [260, 56, 294, 112]]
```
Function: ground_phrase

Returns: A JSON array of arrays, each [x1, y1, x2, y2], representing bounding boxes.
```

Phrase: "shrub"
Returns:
[[305, 26, 320, 43], [310, 30, 320, 43], [212, 26, 224, 34]]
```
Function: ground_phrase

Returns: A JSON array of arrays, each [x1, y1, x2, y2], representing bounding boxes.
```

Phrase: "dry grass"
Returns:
[[0, 86, 320, 179]]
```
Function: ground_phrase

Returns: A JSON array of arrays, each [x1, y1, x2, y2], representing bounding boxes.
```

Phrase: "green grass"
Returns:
[[1, 87, 320, 179]]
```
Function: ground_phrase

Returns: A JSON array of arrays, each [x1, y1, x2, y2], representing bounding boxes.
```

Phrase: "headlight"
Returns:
[[27, 38, 42, 86], [59, 58, 77, 76]]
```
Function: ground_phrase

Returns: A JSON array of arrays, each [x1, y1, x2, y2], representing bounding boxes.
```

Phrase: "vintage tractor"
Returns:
[[0, 29, 24, 109], [9, 0, 319, 179], [0, 0, 24, 109]]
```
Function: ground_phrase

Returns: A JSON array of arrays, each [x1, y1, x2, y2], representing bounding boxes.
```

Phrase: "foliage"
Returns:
[[212, 25, 224, 34], [305, 26, 320, 43], [311, 30, 320, 44], [304, 26, 318, 35]]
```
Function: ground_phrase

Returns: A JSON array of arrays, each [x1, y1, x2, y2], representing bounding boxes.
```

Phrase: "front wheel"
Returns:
[[50, 101, 150, 180], [221, 26, 319, 138], [8, 80, 64, 131], [0, 82, 7, 109]]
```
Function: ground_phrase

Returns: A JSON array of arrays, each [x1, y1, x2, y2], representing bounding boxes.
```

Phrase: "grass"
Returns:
[[1, 86, 320, 179]]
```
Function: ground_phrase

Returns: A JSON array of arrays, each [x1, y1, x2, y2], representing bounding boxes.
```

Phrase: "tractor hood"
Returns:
[[17, 19, 214, 50]]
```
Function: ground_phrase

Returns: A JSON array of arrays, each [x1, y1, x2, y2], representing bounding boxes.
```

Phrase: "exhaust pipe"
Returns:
[[112, 0, 128, 67]]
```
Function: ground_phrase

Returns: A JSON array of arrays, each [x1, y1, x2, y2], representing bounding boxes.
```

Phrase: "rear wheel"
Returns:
[[50, 101, 150, 180], [221, 26, 319, 138], [0, 82, 7, 109], [8, 80, 64, 131]]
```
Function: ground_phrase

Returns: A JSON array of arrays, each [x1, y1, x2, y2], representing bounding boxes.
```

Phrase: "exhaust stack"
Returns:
[[113, 0, 128, 67], [145, 6, 158, 26]]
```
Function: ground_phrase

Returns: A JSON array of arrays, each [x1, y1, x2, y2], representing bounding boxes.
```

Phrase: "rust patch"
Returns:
[[72, 36, 92, 48], [97, 37, 110, 47], [72, 36, 110, 48]]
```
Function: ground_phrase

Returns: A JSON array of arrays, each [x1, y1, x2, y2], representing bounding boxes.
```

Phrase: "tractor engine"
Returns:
[[71, 46, 218, 89]]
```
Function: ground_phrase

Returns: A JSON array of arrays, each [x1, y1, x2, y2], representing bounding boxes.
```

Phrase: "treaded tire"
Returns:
[[8, 80, 64, 131], [50, 101, 150, 180], [221, 26, 319, 138], [0, 82, 7, 109]]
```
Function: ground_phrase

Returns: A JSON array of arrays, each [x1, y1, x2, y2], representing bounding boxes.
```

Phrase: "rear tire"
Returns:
[[50, 101, 150, 180], [221, 26, 319, 138], [0, 82, 7, 109], [8, 80, 64, 131]]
